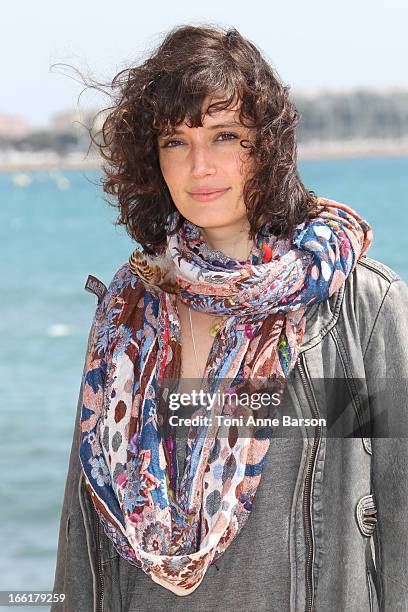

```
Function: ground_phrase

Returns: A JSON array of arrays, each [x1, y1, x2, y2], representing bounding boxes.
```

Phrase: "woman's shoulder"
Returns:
[[349, 255, 406, 313], [104, 260, 145, 301], [337, 255, 408, 354], [335, 254, 407, 327], [354, 255, 402, 285], [86, 260, 145, 324], [302, 256, 407, 351]]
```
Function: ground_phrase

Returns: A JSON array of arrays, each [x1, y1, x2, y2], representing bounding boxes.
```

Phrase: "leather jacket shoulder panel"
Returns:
[[302, 256, 403, 355]]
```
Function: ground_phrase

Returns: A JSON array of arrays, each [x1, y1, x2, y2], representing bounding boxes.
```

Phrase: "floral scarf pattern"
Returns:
[[79, 197, 372, 595]]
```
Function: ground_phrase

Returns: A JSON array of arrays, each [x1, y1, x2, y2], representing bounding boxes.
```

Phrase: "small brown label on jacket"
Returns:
[[84, 274, 108, 304]]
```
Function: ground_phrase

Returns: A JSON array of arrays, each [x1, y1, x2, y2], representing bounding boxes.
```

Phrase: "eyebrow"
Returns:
[[161, 121, 243, 137]]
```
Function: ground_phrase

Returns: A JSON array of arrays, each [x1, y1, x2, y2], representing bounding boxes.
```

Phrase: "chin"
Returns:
[[188, 214, 238, 230], [181, 206, 246, 230]]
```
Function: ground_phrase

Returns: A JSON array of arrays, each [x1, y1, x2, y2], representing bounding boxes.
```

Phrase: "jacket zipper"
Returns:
[[93, 507, 104, 612], [297, 354, 323, 612]]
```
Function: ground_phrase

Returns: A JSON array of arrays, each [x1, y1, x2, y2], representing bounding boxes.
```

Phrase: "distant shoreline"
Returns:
[[298, 139, 408, 160], [1, 140, 408, 172]]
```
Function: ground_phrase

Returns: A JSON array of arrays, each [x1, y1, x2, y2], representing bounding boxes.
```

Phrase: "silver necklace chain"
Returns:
[[188, 306, 202, 381], [186, 239, 255, 381], [188, 308, 227, 379]]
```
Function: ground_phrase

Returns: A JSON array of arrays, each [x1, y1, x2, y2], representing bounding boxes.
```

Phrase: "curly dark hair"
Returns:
[[87, 24, 318, 254]]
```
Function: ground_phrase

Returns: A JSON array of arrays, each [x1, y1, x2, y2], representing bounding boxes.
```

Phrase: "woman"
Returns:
[[52, 25, 408, 611]]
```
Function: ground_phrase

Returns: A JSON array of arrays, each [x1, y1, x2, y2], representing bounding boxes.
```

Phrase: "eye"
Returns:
[[161, 138, 183, 148], [216, 132, 239, 142], [160, 131, 240, 148]]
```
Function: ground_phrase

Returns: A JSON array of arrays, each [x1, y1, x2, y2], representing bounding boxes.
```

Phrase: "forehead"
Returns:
[[160, 104, 244, 137], [202, 105, 241, 123], [199, 94, 241, 122]]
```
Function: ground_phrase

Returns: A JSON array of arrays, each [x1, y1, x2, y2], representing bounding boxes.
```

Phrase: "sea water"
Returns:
[[0, 156, 407, 597]]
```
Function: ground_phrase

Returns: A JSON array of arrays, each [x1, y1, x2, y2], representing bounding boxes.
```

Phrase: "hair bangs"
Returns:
[[153, 71, 245, 136]]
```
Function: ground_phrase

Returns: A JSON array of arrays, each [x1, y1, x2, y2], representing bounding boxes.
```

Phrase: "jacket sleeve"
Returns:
[[51, 316, 100, 611], [364, 278, 408, 611]]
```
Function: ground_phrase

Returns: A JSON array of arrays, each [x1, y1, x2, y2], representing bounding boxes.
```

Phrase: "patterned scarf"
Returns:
[[79, 197, 372, 595]]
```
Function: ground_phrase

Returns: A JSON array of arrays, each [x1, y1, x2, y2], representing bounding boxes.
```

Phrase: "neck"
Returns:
[[199, 218, 254, 261]]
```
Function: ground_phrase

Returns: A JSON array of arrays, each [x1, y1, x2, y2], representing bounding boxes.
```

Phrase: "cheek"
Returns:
[[229, 144, 252, 171], [159, 159, 181, 191], [227, 152, 252, 185]]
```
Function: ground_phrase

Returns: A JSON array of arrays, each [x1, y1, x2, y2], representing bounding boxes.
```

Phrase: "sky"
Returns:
[[3, 0, 407, 127]]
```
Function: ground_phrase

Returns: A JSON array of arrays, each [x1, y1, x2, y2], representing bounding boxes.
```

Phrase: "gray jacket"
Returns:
[[51, 256, 408, 612]]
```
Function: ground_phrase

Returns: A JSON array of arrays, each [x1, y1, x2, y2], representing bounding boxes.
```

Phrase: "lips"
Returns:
[[188, 188, 230, 202], [189, 188, 228, 194]]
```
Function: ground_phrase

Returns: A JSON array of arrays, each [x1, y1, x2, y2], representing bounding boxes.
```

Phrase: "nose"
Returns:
[[189, 143, 216, 178]]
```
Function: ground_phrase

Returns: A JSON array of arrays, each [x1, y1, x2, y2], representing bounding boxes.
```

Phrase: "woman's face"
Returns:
[[157, 97, 255, 231]]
